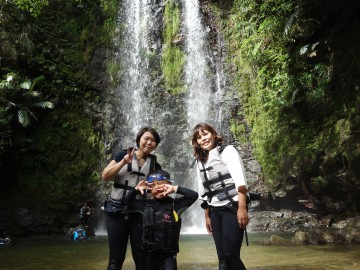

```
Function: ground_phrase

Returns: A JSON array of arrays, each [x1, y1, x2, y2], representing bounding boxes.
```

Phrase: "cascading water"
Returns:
[[181, 0, 221, 233], [183, 0, 212, 128], [102, 0, 229, 234], [109, 0, 153, 145]]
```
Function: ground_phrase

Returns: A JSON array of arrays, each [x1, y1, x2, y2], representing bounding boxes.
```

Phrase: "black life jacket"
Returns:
[[142, 199, 181, 254]]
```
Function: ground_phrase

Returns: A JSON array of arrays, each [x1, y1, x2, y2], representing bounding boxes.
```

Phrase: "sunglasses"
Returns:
[[147, 174, 173, 183]]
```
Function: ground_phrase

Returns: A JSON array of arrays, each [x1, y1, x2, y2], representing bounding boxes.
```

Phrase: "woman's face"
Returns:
[[139, 131, 157, 155], [196, 129, 216, 151]]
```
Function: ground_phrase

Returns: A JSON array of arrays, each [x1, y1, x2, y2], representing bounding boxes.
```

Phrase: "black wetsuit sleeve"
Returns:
[[155, 162, 162, 169], [174, 186, 198, 216], [124, 188, 139, 204], [114, 151, 127, 162]]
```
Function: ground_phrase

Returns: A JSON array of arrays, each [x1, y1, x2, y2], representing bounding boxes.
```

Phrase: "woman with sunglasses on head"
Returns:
[[101, 127, 162, 270], [191, 123, 249, 270]]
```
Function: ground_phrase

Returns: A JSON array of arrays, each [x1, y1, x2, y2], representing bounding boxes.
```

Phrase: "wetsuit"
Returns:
[[197, 145, 247, 270], [105, 150, 161, 270], [130, 186, 198, 270], [80, 206, 91, 225]]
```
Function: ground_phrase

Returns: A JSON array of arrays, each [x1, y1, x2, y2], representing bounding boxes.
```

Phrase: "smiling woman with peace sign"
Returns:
[[101, 127, 162, 270]]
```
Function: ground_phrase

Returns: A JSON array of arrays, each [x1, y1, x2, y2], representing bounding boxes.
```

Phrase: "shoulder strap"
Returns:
[[218, 144, 228, 154], [191, 144, 228, 168], [149, 154, 156, 171], [126, 147, 134, 172]]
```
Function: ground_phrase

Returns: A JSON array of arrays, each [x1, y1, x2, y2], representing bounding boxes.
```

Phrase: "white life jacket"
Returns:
[[110, 152, 156, 201], [197, 145, 238, 203]]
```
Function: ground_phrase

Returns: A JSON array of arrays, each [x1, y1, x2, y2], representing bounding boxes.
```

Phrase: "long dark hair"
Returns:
[[191, 123, 223, 161], [135, 127, 161, 147]]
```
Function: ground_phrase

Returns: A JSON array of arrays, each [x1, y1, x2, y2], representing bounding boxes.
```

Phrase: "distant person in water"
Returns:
[[191, 123, 249, 270], [80, 202, 92, 225], [101, 127, 162, 270], [130, 169, 198, 270], [0, 232, 12, 245]]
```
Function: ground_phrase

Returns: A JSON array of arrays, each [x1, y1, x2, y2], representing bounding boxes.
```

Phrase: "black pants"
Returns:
[[80, 216, 89, 225], [145, 253, 177, 270], [210, 208, 246, 270], [106, 212, 145, 270]]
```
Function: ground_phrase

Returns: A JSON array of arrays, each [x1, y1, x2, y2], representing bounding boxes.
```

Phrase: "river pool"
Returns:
[[0, 233, 359, 270]]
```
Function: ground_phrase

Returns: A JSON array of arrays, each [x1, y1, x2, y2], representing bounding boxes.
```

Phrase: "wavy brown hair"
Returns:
[[191, 123, 223, 161]]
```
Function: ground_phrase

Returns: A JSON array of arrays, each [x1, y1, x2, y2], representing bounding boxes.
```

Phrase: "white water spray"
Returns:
[[181, 0, 216, 233], [114, 0, 153, 140], [183, 0, 213, 129]]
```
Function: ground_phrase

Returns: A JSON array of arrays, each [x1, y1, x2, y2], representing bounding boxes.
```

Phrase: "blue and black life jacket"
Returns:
[[73, 227, 87, 241]]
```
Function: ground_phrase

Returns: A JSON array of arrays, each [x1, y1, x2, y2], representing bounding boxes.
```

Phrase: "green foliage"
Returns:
[[161, 0, 185, 94], [0, 0, 106, 220], [11, 108, 101, 211], [220, 0, 360, 194], [13, 0, 49, 16], [99, 0, 119, 42], [0, 72, 54, 128]]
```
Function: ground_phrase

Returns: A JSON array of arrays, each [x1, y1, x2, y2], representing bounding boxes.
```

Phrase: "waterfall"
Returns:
[[183, 0, 212, 129], [102, 0, 228, 234], [111, 0, 153, 145], [180, 0, 214, 233]]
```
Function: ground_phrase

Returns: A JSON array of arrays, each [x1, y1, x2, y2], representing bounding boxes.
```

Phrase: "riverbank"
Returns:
[[248, 210, 360, 244]]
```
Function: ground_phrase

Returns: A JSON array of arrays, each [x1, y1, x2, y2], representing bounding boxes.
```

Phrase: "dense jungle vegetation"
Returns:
[[1, 0, 359, 234], [0, 0, 117, 233], [205, 0, 360, 215]]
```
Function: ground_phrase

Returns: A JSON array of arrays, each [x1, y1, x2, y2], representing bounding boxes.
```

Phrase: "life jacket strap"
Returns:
[[130, 171, 145, 176], [201, 183, 236, 199], [199, 166, 213, 172], [113, 182, 135, 190], [202, 173, 232, 189]]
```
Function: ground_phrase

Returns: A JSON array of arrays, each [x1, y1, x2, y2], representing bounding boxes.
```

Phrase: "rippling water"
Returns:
[[0, 233, 359, 270]]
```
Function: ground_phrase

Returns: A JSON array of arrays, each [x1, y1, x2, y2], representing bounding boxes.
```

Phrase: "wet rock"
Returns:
[[262, 235, 292, 245], [291, 216, 360, 244], [248, 210, 360, 244]]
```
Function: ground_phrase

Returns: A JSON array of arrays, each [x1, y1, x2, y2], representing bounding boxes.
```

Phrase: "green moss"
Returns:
[[161, 46, 185, 94], [230, 118, 247, 143], [161, 0, 185, 94]]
